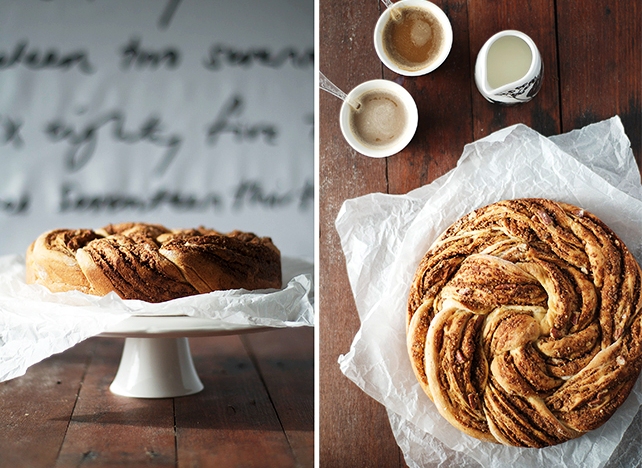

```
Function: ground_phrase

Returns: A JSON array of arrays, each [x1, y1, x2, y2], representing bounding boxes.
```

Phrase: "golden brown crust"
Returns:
[[26, 223, 282, 302], [25, 229, 103, 294], [159, 233, 282, 293], [407, 198, 642, 447]]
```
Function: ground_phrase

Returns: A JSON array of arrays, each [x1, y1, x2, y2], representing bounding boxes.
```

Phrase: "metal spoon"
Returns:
[[319, 71, 361, 111], [380, 0, 402, 21]]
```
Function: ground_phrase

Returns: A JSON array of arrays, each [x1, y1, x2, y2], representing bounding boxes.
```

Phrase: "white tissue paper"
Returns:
[[336, 116, 642, 468], [0, 255, 313, 382]]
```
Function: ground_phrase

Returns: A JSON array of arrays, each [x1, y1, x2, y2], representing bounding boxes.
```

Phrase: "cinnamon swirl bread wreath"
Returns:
[[406, 198, 642, 448], [25, 223, 282, 303]]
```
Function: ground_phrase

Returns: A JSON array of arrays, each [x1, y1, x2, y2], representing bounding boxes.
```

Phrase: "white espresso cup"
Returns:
[[474, 30, 543, 105], [339, 79, 418, 158], [374, 0, 453, 76]]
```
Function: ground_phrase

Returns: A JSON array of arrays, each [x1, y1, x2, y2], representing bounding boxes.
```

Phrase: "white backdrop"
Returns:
[[0, 0, 314, 259]]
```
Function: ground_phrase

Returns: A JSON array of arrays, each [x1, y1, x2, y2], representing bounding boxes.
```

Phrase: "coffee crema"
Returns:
[[348, 90, 407, 149], [382, 6, 444, 72]]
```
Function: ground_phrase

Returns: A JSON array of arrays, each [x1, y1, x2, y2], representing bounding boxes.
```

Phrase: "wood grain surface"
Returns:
[[0, 327, 313, 468], [3, 1, 642, 466], [319, 0, 641, 466]]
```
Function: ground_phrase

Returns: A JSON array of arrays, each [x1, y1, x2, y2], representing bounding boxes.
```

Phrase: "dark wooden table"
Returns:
[[319, 0, 641, 466], [0, 327, 314, 467]]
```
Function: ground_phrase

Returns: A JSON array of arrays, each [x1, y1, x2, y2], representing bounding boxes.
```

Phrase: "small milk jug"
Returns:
[[474, 30, 543, 105]]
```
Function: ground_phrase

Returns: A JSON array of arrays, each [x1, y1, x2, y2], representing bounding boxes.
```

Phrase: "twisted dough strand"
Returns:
[[26, 223, 282, 302], [407, 198, 642, 447]]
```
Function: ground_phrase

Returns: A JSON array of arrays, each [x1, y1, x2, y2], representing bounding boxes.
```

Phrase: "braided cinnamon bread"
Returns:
[[26, 223, 282, 302], [407, 198, 642, 447]]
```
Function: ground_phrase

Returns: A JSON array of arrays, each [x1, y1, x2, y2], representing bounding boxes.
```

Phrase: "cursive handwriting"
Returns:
[[0, 40, 94, 74], [44, 110, 182, 175], [204, 44, 314, 71], [206, 95, 278, 145], [0, 192, 29, 215], [298, 179, 313, 210], [59, 183, 223, 213], [120, 37, 181, 70], [158, 0, 183, 29], [57, 180, 312, 214], [0, 39, 312, 75], [233, 179, 313, 211], [0, 115, 24, 148]]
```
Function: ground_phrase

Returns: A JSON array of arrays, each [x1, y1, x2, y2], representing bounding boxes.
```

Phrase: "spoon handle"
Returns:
[[319, 72, 361, 110], [319, 71, 349, 101], [380, 0, 401, 20]]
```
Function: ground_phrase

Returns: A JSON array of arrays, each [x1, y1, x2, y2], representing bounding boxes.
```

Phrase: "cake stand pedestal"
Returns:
[[100, 316, 268, 399]]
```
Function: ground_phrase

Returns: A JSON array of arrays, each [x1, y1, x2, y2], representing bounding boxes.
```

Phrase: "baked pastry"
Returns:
[[407, 198, 642, 447], [26, 223, 282, 302]]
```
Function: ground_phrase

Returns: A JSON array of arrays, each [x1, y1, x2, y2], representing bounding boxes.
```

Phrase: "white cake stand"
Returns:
[[100, 316, 269, 399]]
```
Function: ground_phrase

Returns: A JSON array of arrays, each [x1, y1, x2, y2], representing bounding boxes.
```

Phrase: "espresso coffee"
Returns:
[[382, 6, 445, 72], [348, 89, 407, 149]]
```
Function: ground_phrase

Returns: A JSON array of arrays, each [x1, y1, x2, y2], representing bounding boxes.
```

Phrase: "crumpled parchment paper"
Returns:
[[0, 255, 313, 382], [336, 116, 642, 468]]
